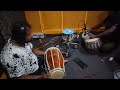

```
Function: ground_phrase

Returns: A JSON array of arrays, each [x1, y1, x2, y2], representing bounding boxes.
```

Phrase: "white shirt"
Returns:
[[0, 39, 39, 78]]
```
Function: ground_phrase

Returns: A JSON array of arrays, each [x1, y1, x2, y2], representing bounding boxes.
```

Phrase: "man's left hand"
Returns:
[[89, 33, 97, 39], [32, 48, 45, 55]]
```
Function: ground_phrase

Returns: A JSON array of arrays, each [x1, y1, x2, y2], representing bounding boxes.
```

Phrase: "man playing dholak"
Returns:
[[89, 11, 120, 53], [0, 21, 68, 79]]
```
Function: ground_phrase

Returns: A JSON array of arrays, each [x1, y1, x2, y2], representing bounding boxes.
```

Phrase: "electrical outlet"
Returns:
[[32, 33, 45, 38]]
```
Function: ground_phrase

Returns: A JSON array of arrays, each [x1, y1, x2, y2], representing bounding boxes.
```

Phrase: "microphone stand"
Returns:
[[63, 34, 71, 58]]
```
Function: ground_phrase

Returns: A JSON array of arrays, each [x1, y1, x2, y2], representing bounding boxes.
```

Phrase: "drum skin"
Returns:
[[46, 48, 64, 70]]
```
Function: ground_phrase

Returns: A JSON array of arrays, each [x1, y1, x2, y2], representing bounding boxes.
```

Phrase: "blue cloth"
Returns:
[[62, 29, 74, 35]]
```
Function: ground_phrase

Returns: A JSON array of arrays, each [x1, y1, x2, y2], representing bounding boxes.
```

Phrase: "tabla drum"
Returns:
[[44, 47, 65, 79], [85, 38, 102, 50], [82, 31, 90, 40]]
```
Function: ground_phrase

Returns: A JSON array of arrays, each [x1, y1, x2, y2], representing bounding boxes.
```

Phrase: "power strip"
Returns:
[[32, 33, 45, 38]]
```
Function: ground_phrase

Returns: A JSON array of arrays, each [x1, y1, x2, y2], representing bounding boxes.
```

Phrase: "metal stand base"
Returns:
[[71, 43, 79, 49], [62, 52, 71, 58]]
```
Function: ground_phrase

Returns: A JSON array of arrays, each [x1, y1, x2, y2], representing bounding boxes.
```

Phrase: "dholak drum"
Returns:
[[85, 38, 102, 50], [44, 47, 65, 79]]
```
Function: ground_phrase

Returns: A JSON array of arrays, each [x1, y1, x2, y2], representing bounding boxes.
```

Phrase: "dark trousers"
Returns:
[[30, 55, 46, 75], [91, 31, 119, 53], [0, 63, 4, 77]]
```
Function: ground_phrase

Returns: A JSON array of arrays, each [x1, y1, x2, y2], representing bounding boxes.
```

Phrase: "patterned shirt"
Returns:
[[0, 38, 39, 78]]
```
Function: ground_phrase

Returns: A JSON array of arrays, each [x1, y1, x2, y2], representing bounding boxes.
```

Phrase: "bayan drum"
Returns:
[[85, 38, 102, 50], [44, 47, 65, 79]]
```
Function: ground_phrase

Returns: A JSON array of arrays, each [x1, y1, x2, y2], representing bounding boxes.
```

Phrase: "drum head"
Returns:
[[85, 38, 99, 42], [50, 69, 64, 79], [82, 32, 90, 40]]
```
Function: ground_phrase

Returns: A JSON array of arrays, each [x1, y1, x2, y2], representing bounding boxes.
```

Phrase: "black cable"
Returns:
[[83, 23, 87, 35], [76, 20, 85, 34], [73, 20, 86, 43]]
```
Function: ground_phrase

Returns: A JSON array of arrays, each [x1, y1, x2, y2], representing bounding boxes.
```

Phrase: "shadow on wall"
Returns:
[[0, 11, 26, 41], [98, 11, 108, 23], [97, 11, 120, 25], [108, 11, 120, 15]]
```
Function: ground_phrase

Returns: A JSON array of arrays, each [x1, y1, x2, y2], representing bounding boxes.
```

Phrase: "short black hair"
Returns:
[[11, 21, 31, 46]]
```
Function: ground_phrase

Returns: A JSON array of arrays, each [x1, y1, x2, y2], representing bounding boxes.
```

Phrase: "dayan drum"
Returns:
[[85, 38, 102, 50], [44, 47, 65, 79]]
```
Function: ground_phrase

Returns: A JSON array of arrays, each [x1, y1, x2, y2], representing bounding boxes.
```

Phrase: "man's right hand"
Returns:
[[38, 74, 51, 79]]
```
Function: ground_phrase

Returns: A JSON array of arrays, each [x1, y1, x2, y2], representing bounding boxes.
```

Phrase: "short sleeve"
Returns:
[[25, 42, 33, 51], [28, 42, 33, 49], [103, 15, 111, 24]]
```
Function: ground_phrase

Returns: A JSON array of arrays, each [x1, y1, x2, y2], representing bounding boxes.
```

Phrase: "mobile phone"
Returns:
[[73, 57, 88, 69]]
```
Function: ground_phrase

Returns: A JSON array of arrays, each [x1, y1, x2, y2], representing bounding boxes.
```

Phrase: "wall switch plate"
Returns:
[[32, 33, 45, 38]]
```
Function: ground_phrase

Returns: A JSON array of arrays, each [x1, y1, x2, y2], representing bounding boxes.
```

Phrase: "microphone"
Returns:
[[82, 23, 87, 36]]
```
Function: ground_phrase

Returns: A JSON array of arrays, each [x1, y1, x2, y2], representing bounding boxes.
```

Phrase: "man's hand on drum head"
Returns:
[[89, 33, 97, 39]]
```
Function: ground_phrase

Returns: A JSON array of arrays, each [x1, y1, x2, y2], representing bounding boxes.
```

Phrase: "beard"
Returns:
[[25, 38, 32, 43]]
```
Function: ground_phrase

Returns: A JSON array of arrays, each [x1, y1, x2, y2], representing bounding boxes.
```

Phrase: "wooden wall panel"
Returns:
[[41, 11, 62, 30], [63, 11, 86, 30], [25, 11, 42, 34], [86, 11, 108, 28], [24, 11, 108, 34]]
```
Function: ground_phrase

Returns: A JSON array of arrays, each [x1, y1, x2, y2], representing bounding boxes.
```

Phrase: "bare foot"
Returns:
[[64, 60, 69, 64]]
